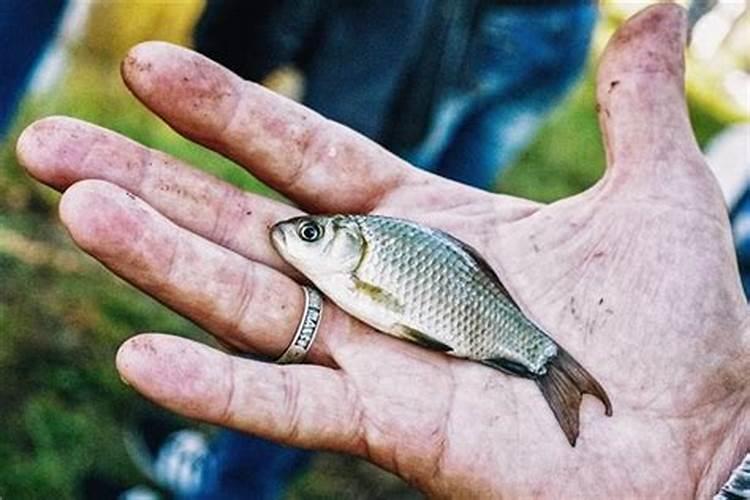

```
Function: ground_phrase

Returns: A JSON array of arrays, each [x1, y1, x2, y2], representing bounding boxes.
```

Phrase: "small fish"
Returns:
[[270, 214, 612, 446]]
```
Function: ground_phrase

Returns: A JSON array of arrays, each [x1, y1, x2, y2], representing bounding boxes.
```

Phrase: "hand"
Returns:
[[16, 5, 749, 498]]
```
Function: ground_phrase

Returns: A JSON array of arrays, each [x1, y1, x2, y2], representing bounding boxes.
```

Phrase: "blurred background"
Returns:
[[0, 1, 747, 498]]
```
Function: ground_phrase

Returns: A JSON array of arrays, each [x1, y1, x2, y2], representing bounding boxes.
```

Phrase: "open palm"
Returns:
[[17, 5, 748, 498]]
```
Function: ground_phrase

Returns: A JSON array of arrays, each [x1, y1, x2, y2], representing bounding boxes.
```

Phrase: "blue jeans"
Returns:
[[404, 4, 596, 189], [731, 187, 750, 297]]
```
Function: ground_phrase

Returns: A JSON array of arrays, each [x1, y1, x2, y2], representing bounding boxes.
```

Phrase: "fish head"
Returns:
[[270, 215, 365, 277]]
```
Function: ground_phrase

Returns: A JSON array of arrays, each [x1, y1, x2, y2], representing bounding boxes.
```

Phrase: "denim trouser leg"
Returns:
[[404, 5, 596, 190], [731, 187, 750, 297], [431, 95, 547, 189]]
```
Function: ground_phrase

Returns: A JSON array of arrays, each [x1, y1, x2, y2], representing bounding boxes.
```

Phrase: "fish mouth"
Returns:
[[269, 223, 287, 251]]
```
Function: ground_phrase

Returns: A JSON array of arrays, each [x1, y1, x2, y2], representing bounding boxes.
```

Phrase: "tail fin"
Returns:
[[536, 347, 613, 447]]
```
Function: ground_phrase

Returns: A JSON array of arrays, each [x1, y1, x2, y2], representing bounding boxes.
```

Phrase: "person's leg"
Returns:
[[0, 0, 67, 134], [730, 186, 750, 297], [401, 90, 477, 173], [431, 96, 547, 189], [427, 4, 597, 189], [302, 1, 432, 140]]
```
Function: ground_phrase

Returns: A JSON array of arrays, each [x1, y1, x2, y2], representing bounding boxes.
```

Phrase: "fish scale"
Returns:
[[352, 215, 553, 371]]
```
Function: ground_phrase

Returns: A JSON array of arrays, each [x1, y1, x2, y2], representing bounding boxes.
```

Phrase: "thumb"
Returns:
[[594, 3, 719, 206]]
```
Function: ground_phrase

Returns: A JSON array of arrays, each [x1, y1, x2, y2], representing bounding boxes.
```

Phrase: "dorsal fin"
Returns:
[[433, 228, 520, 309]]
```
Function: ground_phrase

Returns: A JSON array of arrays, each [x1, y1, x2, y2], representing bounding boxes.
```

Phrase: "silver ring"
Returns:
[[276, 286, 323, 364]]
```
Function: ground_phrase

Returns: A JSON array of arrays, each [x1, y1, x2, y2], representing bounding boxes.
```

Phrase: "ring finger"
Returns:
[[59, 179, 361, 366]]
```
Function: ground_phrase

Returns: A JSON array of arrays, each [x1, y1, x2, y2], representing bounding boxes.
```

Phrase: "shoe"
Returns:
[[124, 415, 210, 496]]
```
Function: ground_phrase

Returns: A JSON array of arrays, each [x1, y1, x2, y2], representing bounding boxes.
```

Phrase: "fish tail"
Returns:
[[535, 347, 613, 447]]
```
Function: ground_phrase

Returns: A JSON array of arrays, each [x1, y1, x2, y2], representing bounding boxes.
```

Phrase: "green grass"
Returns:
[[498, 62, 736, 202]]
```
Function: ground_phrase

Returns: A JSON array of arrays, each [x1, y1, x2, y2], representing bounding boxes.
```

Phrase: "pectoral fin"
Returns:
[[352, 275, 403, 313], [392, 324, 453, 352]]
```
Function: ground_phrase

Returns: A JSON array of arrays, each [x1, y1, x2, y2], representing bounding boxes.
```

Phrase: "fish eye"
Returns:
[[298, 221, 323, 242]]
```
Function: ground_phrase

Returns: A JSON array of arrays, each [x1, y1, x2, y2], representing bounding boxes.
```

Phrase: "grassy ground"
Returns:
[[0, 32, 742, 500]]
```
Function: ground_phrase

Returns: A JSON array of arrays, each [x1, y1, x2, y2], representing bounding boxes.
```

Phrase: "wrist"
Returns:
[[697, 403, 750, 498]]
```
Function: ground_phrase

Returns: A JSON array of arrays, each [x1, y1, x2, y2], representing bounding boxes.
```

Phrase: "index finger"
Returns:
[[121, 41, 428, 213]]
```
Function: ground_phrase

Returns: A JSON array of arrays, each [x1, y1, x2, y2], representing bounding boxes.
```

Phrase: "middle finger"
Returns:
[[17, 116, 300, 275]]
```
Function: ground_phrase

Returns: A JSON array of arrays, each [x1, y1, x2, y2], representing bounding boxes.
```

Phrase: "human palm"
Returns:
[[17, 5, 748, 498]]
